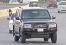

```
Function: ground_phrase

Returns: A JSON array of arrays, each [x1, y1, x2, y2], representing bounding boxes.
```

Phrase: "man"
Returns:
[[9, 9, 12, 20], [8, 9, 16, 34]]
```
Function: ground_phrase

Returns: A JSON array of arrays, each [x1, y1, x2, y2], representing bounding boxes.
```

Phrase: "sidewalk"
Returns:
[[0, 14, 8, 21]]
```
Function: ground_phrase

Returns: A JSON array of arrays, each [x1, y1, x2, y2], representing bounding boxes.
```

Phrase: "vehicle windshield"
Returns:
[[21, 9, 51, 19], [59, 2, 66, 5], [29, 2, 38, 7]]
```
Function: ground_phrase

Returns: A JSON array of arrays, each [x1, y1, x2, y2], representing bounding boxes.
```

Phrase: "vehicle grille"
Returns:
[[32, 23, 47, 28]]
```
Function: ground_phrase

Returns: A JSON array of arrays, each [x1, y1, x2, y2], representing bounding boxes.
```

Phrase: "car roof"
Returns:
[[22, 7, 47, 10]]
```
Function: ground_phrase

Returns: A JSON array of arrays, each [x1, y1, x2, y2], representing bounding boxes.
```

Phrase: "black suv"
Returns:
[[13, 7, 57, 43]]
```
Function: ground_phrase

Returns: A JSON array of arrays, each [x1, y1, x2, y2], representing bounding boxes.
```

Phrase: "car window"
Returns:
[[21, 9, 51, 19], [59, 2, 66, 5]]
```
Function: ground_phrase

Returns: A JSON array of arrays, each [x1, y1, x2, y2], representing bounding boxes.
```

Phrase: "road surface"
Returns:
[[0, 4, 15, 9], [0, 8, 66, 45]]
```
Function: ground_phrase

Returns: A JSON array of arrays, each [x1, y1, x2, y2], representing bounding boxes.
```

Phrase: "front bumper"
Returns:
[[58, 8, 66, 12], [60, 10, 66, 12], [22, 28, 57, 38], [23, 27, 57, 32]]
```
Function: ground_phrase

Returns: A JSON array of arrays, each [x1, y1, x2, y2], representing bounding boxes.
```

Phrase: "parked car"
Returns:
[[13, 7, 57, 43], [58, 1, 66, 13], [47, 0, 57, 8], [29, 1, 38, 7]]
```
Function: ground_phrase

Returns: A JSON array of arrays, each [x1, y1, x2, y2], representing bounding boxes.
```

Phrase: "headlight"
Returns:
[[24, 24, 32, 28], [49, 23, 56, 28]]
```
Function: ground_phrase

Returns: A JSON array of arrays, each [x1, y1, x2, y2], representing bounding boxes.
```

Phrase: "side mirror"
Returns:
[[52, 16, 56, 19]]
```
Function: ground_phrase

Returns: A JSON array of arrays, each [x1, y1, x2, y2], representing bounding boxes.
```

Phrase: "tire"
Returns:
[[9, 30, 12, 34], [20, 34, 26, 43], [44, 38, 48, 41], [14, 36, 20, 41], [13, 25, 15, 36], [51, 32, 57, 43], [58, 11, 60, 13]]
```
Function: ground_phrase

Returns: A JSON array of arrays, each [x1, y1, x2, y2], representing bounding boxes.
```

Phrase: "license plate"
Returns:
[[37, 28, 44, 32]]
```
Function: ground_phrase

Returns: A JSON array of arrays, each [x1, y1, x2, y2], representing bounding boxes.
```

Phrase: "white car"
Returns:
[[58, 1, 66, 13], [9, 20, 14, 33]]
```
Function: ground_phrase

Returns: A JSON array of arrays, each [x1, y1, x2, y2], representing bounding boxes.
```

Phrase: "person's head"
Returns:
[[19, 7, 21, 8], [16, 17, 20, 20], [9, 9, 12, 12]]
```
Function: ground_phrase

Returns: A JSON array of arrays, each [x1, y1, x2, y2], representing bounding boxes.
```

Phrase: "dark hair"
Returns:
[[16, 17, 19, 20], [9, 9, 12, 12], [19, 7, 21, 8]]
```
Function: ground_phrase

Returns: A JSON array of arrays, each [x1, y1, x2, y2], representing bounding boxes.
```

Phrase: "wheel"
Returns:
[[13, 25, 15, 36], [44, 38, 48, 41], [9, 30, 12, 34], [51, 32, 57, 43], [20, 34, 26, 43], [58, 11, 60, 13], [14, 36, 20, 41]]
